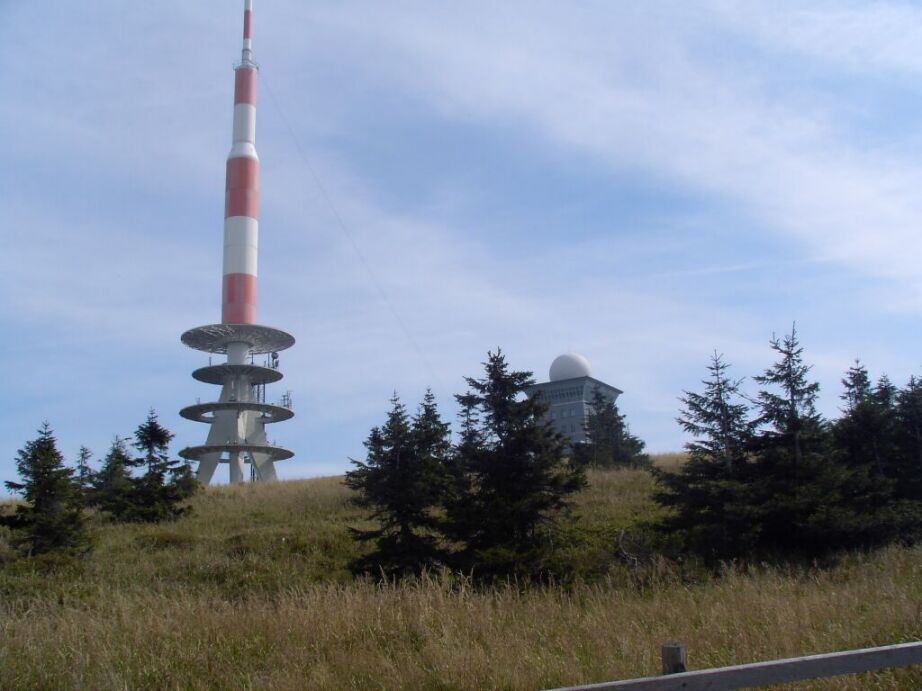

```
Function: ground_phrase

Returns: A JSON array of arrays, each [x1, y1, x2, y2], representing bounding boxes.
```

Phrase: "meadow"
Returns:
[[2, 456, 921, 690]]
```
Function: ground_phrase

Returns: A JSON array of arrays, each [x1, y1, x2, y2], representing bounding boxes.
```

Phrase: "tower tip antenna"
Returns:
[[240, 0, 255, 68]]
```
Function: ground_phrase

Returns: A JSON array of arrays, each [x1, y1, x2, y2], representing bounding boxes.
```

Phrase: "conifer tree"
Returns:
[[441, 391, 486, 561], [748, 326, 855, 555], [895, 375, 922, 501], [865, 373, 899, 478], [831, 365, 916, 544], [169, 455, 199, 507], [834, 363, 897, 477], [131, 410, 197, 522], [677, 353, 755, 471], [574, 387, 649, 469], [91, 413, 196, 523], [653, 353, 759, 559], [752, 325, 825, 469], [92, 436, 138, 521], [4, 424, 88, 556], [444, 350, 586, 578], [412, 388, 453, 513], [75, 445, 95, 499], [840, 361, 872, 410], [346, 392, 450, 577]]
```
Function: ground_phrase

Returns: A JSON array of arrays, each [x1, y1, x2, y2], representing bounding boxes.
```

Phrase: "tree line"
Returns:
[[654, 325, 922, 563], [348, 331, 922, 579], [1, 411, 197, 558], [7, 327, 922, 578]]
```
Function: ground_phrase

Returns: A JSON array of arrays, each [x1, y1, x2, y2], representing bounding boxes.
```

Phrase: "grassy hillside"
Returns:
[[2, 459, 921, 690]]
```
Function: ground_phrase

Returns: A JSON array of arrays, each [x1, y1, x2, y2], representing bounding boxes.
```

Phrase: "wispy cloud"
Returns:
[[279, 2, 922, 299], [721, 1, 922, 76]]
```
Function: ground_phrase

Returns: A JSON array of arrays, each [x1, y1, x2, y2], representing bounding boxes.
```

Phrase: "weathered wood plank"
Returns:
[[661, 642, 686, 675], [549, 641, 922, 691]]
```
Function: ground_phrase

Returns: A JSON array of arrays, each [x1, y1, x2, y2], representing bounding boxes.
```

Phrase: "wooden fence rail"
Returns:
[[549, 640, 922, 691]]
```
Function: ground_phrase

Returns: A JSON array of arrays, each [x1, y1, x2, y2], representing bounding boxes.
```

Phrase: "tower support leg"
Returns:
[[251, 452, 277, 481], [197, 453, 221, 484], [229, 450, 245, 483]]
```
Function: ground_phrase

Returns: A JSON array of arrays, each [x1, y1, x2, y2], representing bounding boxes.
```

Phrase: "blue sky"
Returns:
[[3, 1, 922, 489]]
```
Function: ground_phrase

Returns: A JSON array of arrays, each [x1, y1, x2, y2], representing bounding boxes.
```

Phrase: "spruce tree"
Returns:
[[92, 436, 139, 521], [4, 424, 88, 556], [653, 353, 759, 560], [131, 410, 197, 522], [444, 350, 586, 579], [75, 445, 96, 499], [840, 361, 872, 410], [832, 365, 915, 545], [92, 413, 196, 523], [677, 353, 755, 471], [834, 363, 897, 477], [894, 375, 922, 501], [442, 390, 486, 562], [749, 326, 853, 556], [412, 388, 453, 521], [752, 326, 824, 469], [574, 387, 649, 469], [346, 392, 450, 578]]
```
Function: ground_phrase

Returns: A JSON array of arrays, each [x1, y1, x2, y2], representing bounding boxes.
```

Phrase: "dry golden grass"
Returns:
[[650, 451, 688, 471], [2, 454, 921, 690]]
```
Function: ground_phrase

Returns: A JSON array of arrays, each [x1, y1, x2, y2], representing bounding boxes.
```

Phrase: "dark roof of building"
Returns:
[[527, 375, 622, 397]]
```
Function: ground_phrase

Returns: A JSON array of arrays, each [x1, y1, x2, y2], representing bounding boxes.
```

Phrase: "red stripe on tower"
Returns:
[[234, 69, 256, 105], [223, 274, 257, 324], [225, 158, 259, 218]]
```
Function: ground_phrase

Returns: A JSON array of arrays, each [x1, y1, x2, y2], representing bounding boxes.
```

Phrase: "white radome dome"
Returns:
[[549, 353, 592, 381]]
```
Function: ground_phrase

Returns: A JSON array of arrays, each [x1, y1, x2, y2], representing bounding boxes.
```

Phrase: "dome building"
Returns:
[[526, 353, 622, 446]]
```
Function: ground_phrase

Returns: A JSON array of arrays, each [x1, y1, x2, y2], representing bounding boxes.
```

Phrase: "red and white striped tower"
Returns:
[[223, 0, 258, 326], [179, 0, 295, 484]]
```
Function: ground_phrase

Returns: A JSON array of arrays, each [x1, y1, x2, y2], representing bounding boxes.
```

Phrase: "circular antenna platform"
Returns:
[[179, 442, 294, 462], [182, 324, 295, 354], [192, 363, 284, 386], [180, 401, 294, 424]]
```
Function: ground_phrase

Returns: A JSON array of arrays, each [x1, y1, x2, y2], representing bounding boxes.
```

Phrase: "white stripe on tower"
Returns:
[[222, 0, 259, 324]]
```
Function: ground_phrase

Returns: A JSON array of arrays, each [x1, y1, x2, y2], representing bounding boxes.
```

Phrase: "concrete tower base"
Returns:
[[179, 323, 294, 484]]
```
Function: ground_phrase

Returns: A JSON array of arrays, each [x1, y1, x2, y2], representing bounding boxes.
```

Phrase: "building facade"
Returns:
[[526, 353, 622, 446]]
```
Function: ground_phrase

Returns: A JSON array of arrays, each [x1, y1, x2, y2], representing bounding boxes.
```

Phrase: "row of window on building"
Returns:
[[543, 387, 583, 402], [549, 407, 587, 420]]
